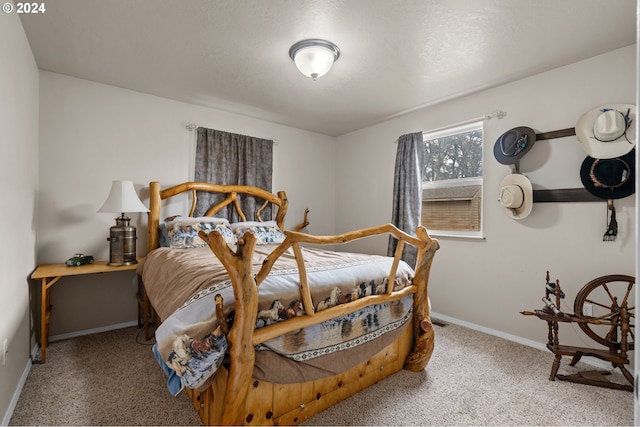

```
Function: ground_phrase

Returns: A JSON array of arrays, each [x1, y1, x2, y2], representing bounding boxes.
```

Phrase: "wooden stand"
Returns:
[[522, 272, 634, 392], [31, 259, 141, 363]]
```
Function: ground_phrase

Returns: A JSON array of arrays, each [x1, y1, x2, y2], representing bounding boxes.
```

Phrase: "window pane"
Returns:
[[420, 121, 483, 237], [421, 188, 481, 232], [422, 128, 483, 182]]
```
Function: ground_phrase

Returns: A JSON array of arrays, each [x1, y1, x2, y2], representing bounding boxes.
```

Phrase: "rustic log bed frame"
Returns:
[[144, 181, 440, 425]]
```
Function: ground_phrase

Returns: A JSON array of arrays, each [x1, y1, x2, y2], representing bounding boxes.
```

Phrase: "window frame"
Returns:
[[421, 121, 484, 239]]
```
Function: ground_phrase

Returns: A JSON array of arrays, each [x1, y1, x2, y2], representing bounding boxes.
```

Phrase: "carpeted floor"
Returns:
[[9, 323, 633, 426], [10, 327, 202, 426]]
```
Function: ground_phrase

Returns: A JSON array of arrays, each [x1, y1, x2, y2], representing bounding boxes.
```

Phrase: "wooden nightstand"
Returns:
[[31, 259, 142, 363]]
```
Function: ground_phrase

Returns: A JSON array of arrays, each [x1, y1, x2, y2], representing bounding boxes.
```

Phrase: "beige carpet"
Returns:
[[9, 323, 633, 426]]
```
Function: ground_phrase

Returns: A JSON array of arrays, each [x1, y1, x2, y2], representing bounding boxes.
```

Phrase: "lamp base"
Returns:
[[107, 216, 138, 266], [107, 259, 139, 267]]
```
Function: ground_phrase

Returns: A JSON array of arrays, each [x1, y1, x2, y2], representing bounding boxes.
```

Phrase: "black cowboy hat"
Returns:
[[580, 148, 635, 200]]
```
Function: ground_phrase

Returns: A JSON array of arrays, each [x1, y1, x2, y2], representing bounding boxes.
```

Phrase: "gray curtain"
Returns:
[[388, 131, 424, 267], [194, 127, 273, 222]]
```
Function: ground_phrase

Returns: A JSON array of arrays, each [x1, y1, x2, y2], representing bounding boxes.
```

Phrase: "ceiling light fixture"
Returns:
[[289, 39, 340, 81]]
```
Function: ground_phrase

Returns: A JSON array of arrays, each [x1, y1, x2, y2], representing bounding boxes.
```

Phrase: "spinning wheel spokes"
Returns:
[[583, 298, 617, 321], [574, 274, 635, 351]]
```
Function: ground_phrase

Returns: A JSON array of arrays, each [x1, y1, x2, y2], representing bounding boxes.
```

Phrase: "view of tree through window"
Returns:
[[422, 127, 482, 182], [421, 121, 483, 237]]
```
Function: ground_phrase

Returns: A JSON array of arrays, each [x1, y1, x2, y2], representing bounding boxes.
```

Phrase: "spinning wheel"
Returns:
[[573, 274, 635, 352], [522, 271, 635, 391]]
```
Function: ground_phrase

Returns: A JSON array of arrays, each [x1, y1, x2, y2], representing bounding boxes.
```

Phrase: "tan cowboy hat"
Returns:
[[498, 174, 533, 220], [575, 104, 636, 159]]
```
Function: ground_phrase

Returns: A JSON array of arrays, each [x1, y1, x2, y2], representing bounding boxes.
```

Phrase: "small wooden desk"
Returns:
[[31, 260, 141, 363]]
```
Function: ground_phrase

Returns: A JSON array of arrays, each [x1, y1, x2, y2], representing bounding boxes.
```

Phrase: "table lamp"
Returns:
[[98, 180, 149, 266]]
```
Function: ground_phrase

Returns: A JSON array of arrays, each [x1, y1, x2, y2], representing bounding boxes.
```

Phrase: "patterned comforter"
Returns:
[[138, 244, 415, 393]]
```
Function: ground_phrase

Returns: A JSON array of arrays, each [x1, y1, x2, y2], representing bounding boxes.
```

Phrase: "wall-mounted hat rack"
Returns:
[[513, 127, 602, 203], [533, 188, 601, 203]]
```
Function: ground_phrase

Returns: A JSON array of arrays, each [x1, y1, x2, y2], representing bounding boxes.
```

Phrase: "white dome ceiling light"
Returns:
[[289, 39, 340, 81]]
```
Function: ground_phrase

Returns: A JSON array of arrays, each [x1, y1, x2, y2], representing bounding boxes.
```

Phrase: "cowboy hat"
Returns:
[[579, 148, 635, 200], [575, 104, 636, 159], [498, 174, 533, 219], [493, 127, 536, 165]]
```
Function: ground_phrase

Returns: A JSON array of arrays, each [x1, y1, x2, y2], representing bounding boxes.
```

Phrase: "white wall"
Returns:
[[37, 45, 637, 350], [37, 72, 337, 336], [2, 24, 636, 425], [335, 45, 637, 348], [0, 10, 39, 426]]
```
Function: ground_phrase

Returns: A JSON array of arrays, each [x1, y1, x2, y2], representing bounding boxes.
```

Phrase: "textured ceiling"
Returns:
[[19, 0, 637, 136]]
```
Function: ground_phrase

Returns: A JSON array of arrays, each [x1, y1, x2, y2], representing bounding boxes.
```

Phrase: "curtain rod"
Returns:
[[186, 123, 279, 145], [424, 109, 507, 135], [393, 110, 506, 143]]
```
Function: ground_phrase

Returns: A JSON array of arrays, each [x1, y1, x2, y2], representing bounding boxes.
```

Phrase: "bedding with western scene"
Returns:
[[141, 215, 416, 392], [137, 181, 438, 426]]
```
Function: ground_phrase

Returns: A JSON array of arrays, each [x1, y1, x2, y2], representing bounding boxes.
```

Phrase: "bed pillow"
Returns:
[[161, 217, 236, 248], [231, 220, 286, 244]]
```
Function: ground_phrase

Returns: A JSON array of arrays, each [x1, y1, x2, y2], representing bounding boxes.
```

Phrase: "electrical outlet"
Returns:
[[583, 303, 593, 317], [2, 338, 7, 365]]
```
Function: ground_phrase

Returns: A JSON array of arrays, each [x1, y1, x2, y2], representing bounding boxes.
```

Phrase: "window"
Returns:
[[421, 121, 483, 238]]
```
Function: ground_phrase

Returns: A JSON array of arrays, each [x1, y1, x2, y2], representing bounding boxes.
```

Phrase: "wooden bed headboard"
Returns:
[[147, 181, 288, 252]]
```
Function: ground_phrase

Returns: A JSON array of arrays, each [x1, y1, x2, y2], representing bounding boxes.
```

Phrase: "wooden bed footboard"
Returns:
[[145, 181, 439, 425], [200, 223, 439, 425], [187, 319, 414, 425]]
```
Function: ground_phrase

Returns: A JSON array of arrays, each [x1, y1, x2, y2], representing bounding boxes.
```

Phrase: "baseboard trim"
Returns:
[[1, 345, 37, 426], [49, 320, 138, 343], [430, 311, 612, 370]]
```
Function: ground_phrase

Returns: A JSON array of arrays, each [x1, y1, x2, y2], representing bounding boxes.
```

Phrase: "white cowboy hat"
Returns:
[[498, 174, 533, 220], [575, 104, 636, 159]]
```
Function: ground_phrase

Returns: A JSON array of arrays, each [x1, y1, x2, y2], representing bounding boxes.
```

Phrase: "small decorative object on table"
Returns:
[[65, 253, 94, 266]]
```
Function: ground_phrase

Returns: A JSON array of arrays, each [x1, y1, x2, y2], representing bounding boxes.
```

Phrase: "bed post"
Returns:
[[200, 230, 259, 425], [404, 226, 439, 371], [148, 182, 161, 252], [275, 190, 288, 230]]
